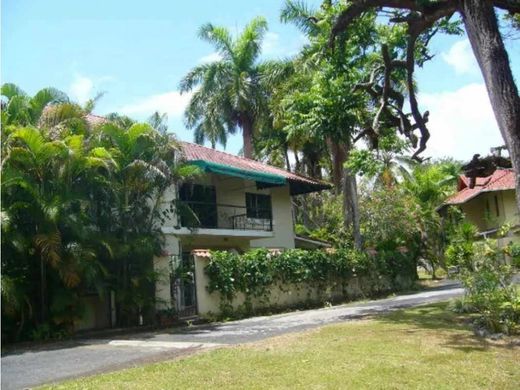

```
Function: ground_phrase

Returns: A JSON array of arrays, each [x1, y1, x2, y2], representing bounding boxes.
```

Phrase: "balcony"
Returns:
[[162, 201, 274, 238]]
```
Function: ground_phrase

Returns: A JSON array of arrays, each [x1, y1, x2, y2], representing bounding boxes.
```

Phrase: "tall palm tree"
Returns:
[[180, 17, 283, 159]]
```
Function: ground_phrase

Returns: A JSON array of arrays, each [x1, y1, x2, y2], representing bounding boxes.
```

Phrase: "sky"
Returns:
[[2, 0, 520, 162]]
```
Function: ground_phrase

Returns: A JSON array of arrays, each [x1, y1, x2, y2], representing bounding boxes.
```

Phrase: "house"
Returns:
[[154, 141, 330, 317], [441, 169, 519, 240]]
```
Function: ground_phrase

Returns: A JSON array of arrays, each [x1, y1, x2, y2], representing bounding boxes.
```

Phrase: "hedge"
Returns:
[[204, 248, 417, 315]]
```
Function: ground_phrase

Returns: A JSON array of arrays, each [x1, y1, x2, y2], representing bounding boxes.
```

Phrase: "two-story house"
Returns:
[[154, 141, 330, 317], [441, 169, 520, 240]]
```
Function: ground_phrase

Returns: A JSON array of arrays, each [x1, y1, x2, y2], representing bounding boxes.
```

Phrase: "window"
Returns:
[[246, 193, 272, 219], [179, 183, 217, 228], [494, 195, 500, 217]]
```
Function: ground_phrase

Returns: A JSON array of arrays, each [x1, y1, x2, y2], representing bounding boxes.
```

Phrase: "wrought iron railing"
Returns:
[[178, 201, 273, 231]]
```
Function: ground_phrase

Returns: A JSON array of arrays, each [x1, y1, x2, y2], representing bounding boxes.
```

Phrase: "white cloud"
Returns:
[[262, 32, 280, 55], [68, 74, 114, 104], [198, 52, 223, 64], [69, 74, 94, 104], [117, 90, 193, 118], [441, 40, 479, 75], [419, 83, 504, 161]]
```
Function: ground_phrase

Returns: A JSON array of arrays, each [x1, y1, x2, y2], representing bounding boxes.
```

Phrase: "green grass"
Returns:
[[45, 303, 519, 389]]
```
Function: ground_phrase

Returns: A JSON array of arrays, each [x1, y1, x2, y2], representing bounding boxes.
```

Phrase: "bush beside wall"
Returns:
[[202, 248, 417, 318]]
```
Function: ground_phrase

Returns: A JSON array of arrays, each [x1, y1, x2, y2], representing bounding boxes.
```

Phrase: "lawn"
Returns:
[[45, 303, 519, 389]]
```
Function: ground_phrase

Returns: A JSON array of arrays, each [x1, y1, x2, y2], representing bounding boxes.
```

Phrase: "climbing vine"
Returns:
[[204, 248, 416, 316]]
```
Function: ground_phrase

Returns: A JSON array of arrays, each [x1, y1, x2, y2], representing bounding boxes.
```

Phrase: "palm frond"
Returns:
[[4, 95, 32, 126], [147, 111, 168, 133], [83, 91, 105, 114], [30, 87, 70, 122], [197, 23, 235, 60], [38, 103, 85, 129], [280, 0, 320, 36], [1, 83, 27, 100], [235, 16, 268, 68], [34, 231, 62, 267]]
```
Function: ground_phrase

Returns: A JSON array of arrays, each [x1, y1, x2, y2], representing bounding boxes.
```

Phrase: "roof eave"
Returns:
[[441, 186, 515, 209], [288, 180, 332, 196]]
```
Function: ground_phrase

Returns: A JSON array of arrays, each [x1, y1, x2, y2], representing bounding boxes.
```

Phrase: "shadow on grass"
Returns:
[[374, 302, 517, 353]]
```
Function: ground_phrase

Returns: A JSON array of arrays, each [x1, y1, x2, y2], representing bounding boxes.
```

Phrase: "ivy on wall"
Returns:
[[204, 248, 417, 316]]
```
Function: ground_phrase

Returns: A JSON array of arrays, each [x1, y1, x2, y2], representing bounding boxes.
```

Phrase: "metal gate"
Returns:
[[170, 252, 198, 318]]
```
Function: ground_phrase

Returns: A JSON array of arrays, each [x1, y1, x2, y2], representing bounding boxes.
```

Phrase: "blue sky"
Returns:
[[2, 0, 519, 161]]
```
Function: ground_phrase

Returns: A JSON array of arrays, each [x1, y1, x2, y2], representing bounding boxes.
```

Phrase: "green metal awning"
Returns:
[[188, 160, 286, 186]]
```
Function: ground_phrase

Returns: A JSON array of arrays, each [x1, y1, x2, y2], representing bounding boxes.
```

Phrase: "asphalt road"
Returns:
[[1, 284, 463, 390]]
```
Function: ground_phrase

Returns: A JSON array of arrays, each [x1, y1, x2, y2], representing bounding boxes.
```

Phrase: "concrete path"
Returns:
[[1, 284, 463, 389]]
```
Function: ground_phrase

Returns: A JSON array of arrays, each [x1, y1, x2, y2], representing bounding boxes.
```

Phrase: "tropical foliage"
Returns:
[[176, 2, 466, 254], [179, 17, 291, 158], [447, 228, 520, 335], [3, 1, 518, 341], [1, 84, 192, 342], [296, 160, 460, 277]]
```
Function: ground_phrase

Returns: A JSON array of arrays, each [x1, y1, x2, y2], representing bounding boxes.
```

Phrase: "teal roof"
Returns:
[[188, 160, 286, 186]]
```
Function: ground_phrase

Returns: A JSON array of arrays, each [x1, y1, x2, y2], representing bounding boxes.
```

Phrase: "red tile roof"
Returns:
[[179, 141, 330, 195], [83, 113, 330, 195], [445, 169, 516, 205], [85, 113, 108, 126]]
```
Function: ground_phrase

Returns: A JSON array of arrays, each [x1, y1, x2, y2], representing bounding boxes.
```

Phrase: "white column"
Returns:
[[154, 235, 180, 310]]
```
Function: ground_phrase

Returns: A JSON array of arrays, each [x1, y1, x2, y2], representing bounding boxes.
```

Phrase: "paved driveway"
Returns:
[[1, 284, 463, 389]]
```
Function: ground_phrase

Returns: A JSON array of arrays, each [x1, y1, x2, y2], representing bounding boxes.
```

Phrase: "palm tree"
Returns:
[[1, 126, 113, 324], [1, 83, 94, 136], [180, 17, 284, 159], [374, 152, 415, 188], [147, 111, 169, 134], [400, 161, 461, 278], [1, 83, 69, 126], [93, 121, 199, 325]]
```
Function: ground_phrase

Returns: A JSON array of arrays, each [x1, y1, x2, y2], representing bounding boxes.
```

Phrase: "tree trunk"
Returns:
[[294, 148, 302, 173], [241, 115, 255, 159], [460, 0, 520, 211], [327, 138, 347, 194], [305, 148, 322, 180], [342, 140, 363, 250], [283, 144, 291, 172], [40, 257, 47, 323]]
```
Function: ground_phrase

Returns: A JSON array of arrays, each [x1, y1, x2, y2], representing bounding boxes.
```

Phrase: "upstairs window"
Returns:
[[246, 193, 272, 219], [179, 183, 217, 228]]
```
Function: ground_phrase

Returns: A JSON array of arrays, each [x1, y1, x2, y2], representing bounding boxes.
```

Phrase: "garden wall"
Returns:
[[192, 249, 412, 317]]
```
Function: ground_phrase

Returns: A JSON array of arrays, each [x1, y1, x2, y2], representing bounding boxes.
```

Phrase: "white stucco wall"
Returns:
[[501, 190, 519, 226], [193, 255, 392, 316], [461, 189, 519, 232], [250, 185, 295, 249], [157, 173, 296, 249], [154, 172, 297, 310], [153, 235, 180, 310]]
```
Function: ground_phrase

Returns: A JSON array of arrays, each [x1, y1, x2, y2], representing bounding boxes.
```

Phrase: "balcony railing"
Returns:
[[179, 201, 273, 231]]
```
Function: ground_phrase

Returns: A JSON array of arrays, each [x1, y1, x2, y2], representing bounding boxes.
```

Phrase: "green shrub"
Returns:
[[506, 242, 520, 267], [448, 229, 520, 335], [204, 247, 417, 316]]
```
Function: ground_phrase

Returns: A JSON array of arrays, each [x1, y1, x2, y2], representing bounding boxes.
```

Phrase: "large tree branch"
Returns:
[[330, 0, 455, 47], [372, 44, 391, 134], [494, 0, 520, 14], [406, 30, 429, 160], [330, 0, 456, 160]]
